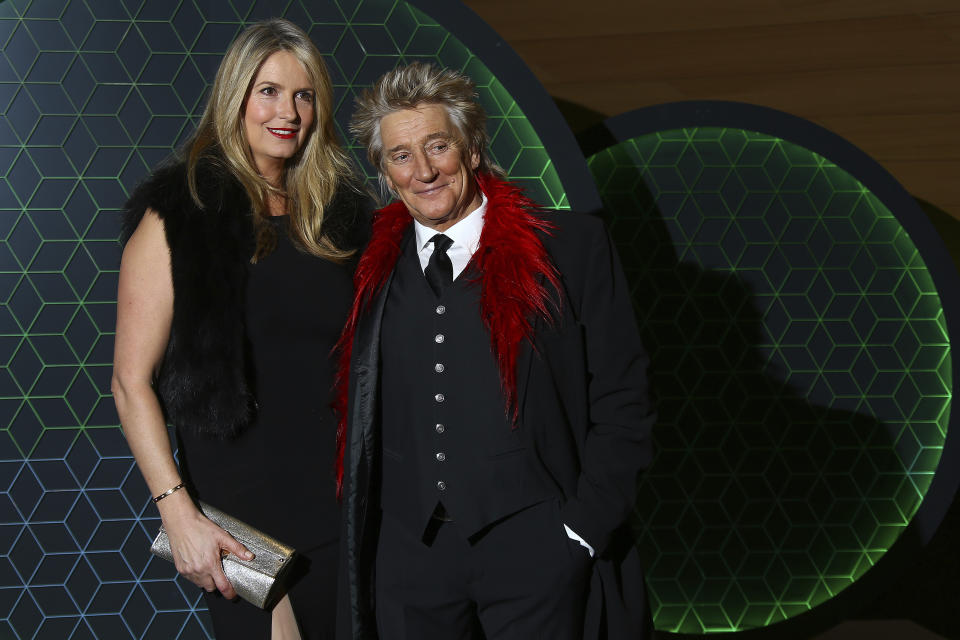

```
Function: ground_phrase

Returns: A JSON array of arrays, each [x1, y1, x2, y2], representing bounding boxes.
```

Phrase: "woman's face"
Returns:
[[243, 50, 315, 182]]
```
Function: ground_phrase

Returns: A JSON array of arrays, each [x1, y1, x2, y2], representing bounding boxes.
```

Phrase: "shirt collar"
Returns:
[[414, 190, 487, 257]]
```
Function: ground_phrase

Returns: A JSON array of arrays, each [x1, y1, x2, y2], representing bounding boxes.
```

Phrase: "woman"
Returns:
[[112, 19, 367, 639]]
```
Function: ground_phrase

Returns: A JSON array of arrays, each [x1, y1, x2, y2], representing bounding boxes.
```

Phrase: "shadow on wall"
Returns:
[[552, 98, 608, 137], [586, 137, 925, 635], [916, 199, 960, 276]]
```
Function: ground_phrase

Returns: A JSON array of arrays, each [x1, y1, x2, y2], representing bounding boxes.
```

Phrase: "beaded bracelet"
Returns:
[[152, 482, 185, 503]]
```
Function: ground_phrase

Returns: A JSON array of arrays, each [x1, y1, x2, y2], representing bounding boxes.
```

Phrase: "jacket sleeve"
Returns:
[[556, 213, 655, 554]]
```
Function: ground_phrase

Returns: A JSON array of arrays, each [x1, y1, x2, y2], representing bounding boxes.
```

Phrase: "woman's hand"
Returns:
[[159, 492, 254, 599]]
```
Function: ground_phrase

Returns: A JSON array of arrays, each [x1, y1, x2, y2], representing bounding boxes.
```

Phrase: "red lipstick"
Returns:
[[267, 127, 297, 139]]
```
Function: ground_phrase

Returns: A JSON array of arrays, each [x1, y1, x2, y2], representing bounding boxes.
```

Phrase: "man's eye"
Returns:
[[392, 153, 409, 163], [429, 143, 448, 153]]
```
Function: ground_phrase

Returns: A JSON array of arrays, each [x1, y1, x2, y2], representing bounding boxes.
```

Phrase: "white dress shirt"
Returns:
[[410, 192, 595, 558], [413, 192, 487, 279]]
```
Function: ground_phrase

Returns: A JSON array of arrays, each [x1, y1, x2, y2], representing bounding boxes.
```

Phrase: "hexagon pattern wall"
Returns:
[[3, 1, 955, 638], [0, 1, 564, 638], [588, 128, 950, 633]]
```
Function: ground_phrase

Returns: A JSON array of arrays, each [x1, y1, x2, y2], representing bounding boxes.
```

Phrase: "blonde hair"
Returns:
[[187, 18, 356, 261], [350, 61, 504, 195]]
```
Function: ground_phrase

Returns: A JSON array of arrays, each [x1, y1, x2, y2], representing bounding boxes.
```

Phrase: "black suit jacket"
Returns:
[[337, 208, 655, 639]]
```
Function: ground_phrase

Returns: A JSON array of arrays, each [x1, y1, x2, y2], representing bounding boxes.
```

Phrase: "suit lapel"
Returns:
[[352, 230, 411, 467], [515, 270, 550, 426], [515, 339, 534, 426]]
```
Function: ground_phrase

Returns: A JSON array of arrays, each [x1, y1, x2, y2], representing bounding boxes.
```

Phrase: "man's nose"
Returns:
[[412, 152, 438, 182]]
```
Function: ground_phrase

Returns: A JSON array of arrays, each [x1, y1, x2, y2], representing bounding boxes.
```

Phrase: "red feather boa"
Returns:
[[333, 174, 561, 494]]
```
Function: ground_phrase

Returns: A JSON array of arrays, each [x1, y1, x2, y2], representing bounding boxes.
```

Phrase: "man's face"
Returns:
[[380, 104, 481, 232]]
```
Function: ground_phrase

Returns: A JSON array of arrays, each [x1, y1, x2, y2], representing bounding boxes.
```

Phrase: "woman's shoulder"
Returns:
[[122, 159, 191, 244], [334, 183, 376, 216], [121, 155, 242, 244], [325, 181, 376, 252]]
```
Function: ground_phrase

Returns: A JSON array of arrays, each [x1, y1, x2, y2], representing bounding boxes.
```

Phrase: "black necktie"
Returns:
[[425, 234, 454, 297]]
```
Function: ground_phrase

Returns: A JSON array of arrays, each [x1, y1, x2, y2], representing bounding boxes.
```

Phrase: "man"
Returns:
[[336, 62, 654, 640]]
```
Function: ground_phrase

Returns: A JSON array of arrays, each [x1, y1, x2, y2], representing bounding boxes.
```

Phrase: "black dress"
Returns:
[[177, 215, 354, 639]]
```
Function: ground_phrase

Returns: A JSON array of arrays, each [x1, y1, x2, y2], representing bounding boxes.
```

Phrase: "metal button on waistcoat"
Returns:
[[435, 393, 445, 403], [435, 334, 444, 344], [435, 423, 445, 434], [436, 452, 446, 462], [437, 481, 446, 491], [436, 305, 446, 315], [434, 363, 444, 373]]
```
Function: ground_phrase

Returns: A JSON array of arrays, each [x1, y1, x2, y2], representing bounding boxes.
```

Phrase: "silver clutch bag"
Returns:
[[149, 501, 295, 609]]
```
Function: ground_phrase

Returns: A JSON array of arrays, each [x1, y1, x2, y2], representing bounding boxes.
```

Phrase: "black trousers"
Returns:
[[375, 499, 593, 640]]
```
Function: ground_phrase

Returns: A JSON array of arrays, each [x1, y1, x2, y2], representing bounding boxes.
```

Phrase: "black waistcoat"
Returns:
[[379, 238, 554, 538]]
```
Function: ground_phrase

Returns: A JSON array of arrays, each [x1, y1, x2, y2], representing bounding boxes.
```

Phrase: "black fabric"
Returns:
[[424, 233, 453, 297], [123, 158, 256, 438], [379, 240, 553, 538], [121, 154, 369, 437], [176, 214, 352, 638], [339, 200, 655, 640], [375, 501, 592, 640]]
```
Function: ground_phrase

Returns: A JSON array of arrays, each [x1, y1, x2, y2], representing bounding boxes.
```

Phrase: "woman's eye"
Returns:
[[296, 91, 314, 103], [260, 86, 277, 96]]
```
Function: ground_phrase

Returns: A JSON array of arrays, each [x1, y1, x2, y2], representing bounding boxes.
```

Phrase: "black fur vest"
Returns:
[[122, 157, 366, 438]]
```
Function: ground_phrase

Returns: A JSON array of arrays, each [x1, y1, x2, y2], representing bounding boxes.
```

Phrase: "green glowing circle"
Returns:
[[588, 128, 950, 633]]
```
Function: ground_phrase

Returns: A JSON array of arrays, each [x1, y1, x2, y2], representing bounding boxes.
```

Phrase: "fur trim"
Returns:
[[123, 159, 257, 438], [124, 157, 367, 439], [334, 173, 560, 493]]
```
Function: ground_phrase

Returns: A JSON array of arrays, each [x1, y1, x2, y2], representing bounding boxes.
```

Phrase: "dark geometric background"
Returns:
[[0, 1, 567, 638], [1, 0, 955, 639]]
